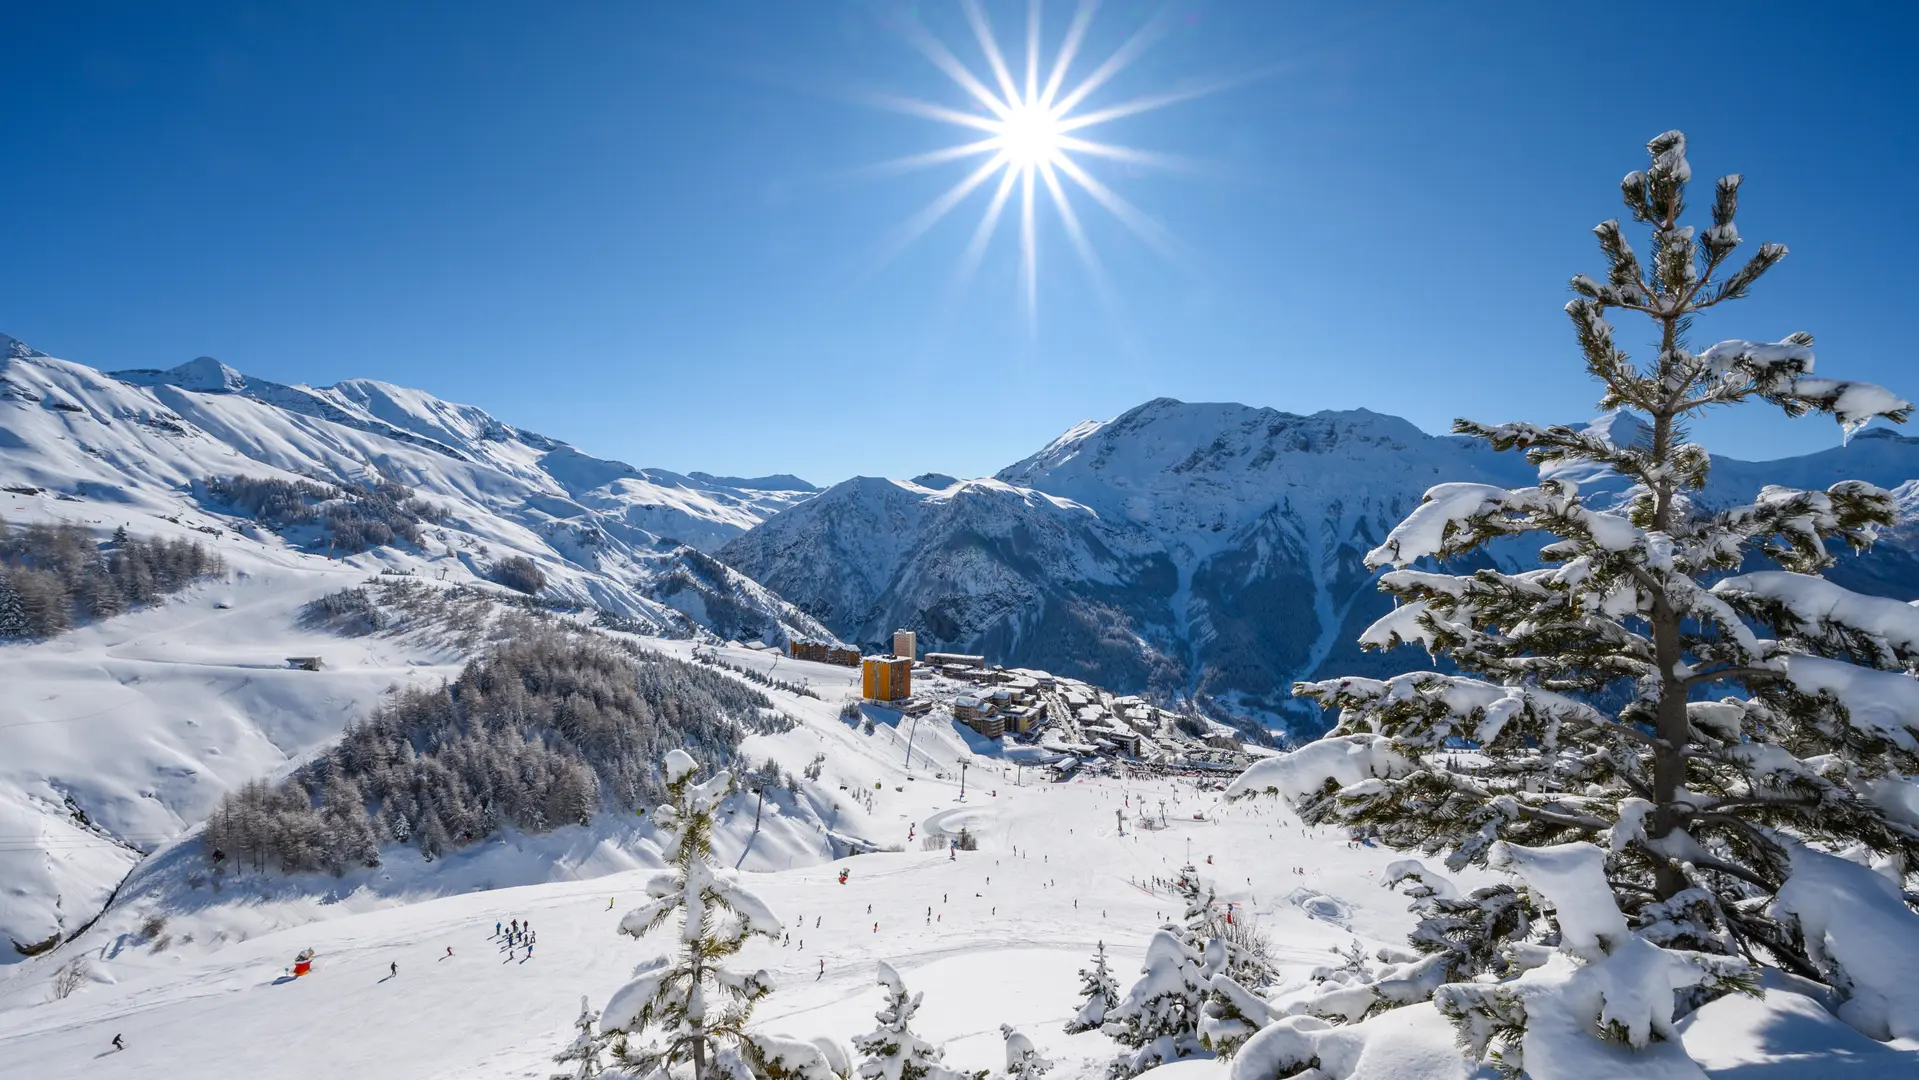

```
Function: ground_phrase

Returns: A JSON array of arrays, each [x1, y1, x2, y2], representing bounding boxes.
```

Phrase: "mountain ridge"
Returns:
[[1, 336, 829, 645], [726, 397, 1919, 733]]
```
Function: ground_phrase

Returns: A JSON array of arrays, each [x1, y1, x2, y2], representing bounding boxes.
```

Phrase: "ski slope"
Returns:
[[4, 672, 1907, 1079]]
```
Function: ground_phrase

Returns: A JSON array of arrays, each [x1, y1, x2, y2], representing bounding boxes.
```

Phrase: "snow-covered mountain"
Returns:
[[723, 398, 1919, 732], [1, 333, 827, 644]]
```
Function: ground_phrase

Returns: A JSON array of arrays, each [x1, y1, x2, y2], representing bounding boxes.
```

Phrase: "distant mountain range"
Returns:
[[8, 332, 1916, 734], [722, 399, 1919, 734], [1, 333, 827, 645]]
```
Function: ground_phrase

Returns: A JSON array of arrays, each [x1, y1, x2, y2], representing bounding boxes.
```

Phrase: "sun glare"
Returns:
[[995, 100, 1064, 169], [858, 0, 1232, 327]]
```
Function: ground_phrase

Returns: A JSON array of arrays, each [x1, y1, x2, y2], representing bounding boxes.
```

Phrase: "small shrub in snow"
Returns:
[[49, 956, 89, 1001]]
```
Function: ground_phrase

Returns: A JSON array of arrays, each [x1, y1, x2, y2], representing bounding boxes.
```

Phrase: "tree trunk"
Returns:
[[1646, 322, 1691, 899]]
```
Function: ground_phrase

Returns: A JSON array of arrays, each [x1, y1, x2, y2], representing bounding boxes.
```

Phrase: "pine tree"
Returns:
[[0, 569, 30, 639], [998, 1026, 1050, 1080], [852, 962, 949, 1080], [1102, 929, 1211, 1078], [1227, 130, 1919, 1072], [1063, 941, 1119, 1034], [552, 996, 612, 1080], [601, 749, 781, 1080], [1172, 879, 1273, 991]]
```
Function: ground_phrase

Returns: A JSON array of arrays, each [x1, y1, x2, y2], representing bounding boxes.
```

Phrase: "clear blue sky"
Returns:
[[3, 2, 1914, 484]]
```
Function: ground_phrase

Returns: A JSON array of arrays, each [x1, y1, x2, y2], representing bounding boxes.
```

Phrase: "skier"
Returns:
[[445, 946, 454, 958], [390, 961, 398, 978], [494, 921, 501, 937], [817, 958, 824, 981], [112, 1035, 124, 1052]]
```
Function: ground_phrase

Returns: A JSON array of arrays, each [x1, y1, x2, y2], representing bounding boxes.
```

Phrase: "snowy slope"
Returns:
[[0, 332, 829, 644], [726, 400, 1919, 733], [0, 331, 838, 961], [2, 699, 1906, 1079]]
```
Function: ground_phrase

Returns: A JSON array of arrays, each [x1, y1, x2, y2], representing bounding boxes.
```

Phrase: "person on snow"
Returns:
[[390, 961, 398, 978], [112, 1035, 124, 1051]]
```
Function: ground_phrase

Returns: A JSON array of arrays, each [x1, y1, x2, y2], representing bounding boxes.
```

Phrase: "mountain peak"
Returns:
[[111, 355, 248, 393], [686, 472, 818, 492], [1, 332, 46, 359]]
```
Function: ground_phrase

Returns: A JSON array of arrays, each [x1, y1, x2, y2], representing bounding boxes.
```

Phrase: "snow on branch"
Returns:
[[1700, 338, 1913, 439], [1365, 480, 1648, 571], [1291, 673, 1610, 749], [1713, 571, 1919, 669], [1774, 655, 1919, 753], [1224, 733, 1415, 805]]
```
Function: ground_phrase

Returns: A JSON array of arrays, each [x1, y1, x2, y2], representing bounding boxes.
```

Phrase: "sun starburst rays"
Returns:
[[863, 0, 1213, 328]]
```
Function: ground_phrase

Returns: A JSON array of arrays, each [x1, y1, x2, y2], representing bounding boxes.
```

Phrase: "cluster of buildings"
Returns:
[[782, 627, 1242, 764], [951, 680, 1049, 738], [788, 640, 861, 667]]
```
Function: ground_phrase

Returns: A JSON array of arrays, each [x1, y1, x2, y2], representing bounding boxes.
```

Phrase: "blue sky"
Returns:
[[3, 2, 1914, 484]]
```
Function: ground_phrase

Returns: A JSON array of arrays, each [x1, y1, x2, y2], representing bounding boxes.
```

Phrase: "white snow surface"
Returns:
[[0, 682, 1910, 1076]]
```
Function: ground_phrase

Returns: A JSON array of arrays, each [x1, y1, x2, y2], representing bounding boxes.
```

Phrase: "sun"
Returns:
[[856, 0, 1236, 327], [994, 100, 1065, 170]]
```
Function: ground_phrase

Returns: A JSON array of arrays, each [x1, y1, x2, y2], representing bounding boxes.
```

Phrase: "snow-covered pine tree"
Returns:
[[0, 568, 30, 639], [1160, 874, 1273, 992], [1063, 940, 1119, 1034], [740, 1032, 851, 1080], [852, 962, 954, 1080], [552, 995, 612, 1080], [1102, 929, 1211, 1078], [600, 749, 781, 1080], [1227, 130, 1919, 1070], [998, 1025, 1050, 1080]]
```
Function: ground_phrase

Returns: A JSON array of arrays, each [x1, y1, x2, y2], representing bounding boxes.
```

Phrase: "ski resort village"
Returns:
[[5, 4, 1919, 1078]]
